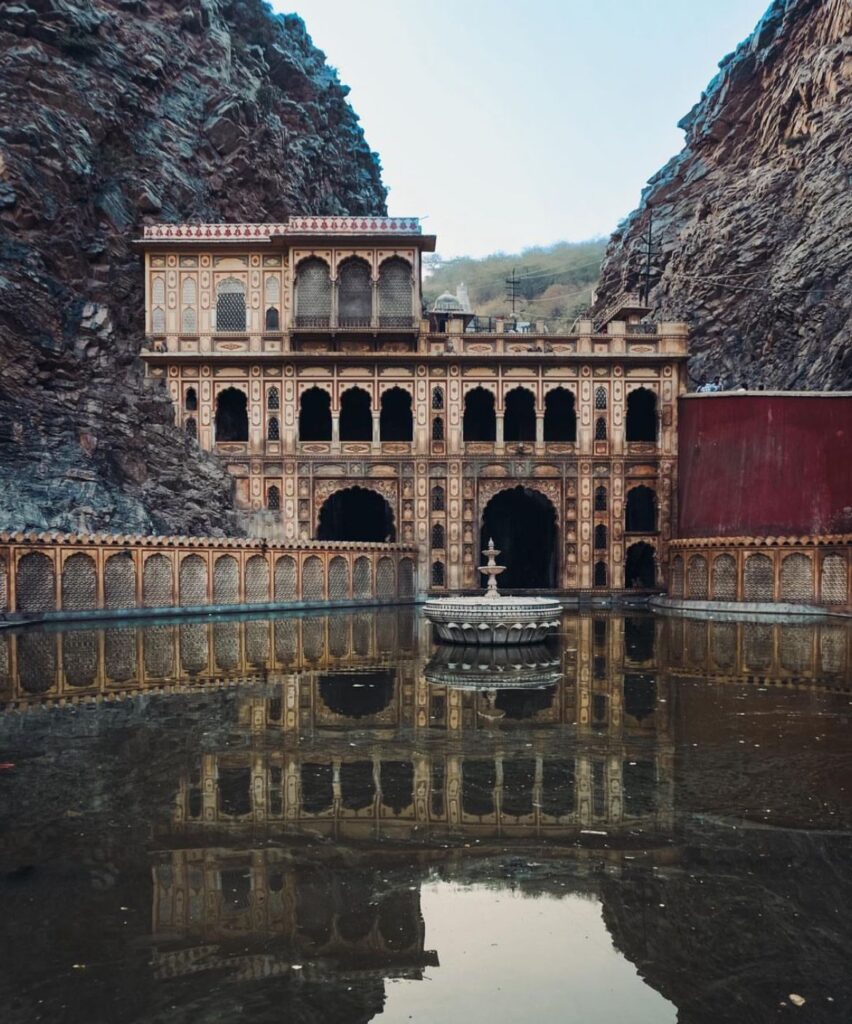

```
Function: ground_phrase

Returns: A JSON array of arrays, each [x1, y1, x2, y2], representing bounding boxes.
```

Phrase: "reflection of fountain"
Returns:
[[423, 538, 562, 644], [424, 643, 563, 690]]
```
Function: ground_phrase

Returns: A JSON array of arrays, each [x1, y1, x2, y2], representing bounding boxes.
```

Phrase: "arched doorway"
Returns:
[[504, 387, 535, 442], [625, 542, 656, 589], [463, 387, 496, 441], [626, 388, 658, 442], [340, 387, 372, 441], [379, 387, 413, 441], [480, 486, 558, 589], [625, 485, 657, 532], [215, 387, 248, 442], [317, 486, 396, 542], [299, 387, 332, 441]]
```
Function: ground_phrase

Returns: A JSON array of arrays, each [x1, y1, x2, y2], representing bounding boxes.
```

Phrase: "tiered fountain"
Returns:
[[423, 538, 562, 644]]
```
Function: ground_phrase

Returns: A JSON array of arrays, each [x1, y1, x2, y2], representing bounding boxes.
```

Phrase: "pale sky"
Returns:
[[273, 0, 769, 258]]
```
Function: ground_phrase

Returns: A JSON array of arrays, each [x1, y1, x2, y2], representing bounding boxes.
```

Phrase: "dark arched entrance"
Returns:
[[317, 486, 396, 542], [625, 542, 656, 589], [215, 387, 248, 442], [480, 486, 558, 589], [340, 387, 372, 441]]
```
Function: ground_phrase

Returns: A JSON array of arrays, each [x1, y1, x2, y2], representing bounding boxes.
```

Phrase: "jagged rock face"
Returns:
[[594, 0, 851, 390], [0, 0, 386, 535]]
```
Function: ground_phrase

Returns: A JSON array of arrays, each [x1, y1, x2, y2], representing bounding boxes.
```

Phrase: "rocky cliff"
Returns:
[[594, 0, 851, 390], [0, 0, 386, 534]]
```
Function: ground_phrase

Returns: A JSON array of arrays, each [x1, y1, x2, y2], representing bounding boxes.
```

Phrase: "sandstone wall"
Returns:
[[0, 0, 386, 534], [594, 0, 851, 391]]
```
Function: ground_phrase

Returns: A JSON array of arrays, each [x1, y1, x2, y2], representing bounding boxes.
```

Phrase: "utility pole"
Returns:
[[505, 267, 519, 316]]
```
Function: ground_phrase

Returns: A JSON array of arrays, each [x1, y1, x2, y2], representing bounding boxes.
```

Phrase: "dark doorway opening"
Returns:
[[626, 486, 657, 532], [626, 388, 657, 442], [480, 486, 558, 589], [625, 542, 656, 589], [463, 387, 496, 441], [299, 387, 332, 441], [380, 387, 413, 441], [340, 387, 372, 441], [318, 670, 395, 718], [215, 387, 248, 442], [624, 673, 657, 721], [544, 387, 576, 441], [317, 486, 396, 542], [504, 387, 535, 442]]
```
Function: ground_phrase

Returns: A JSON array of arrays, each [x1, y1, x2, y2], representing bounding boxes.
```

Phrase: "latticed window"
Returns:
[[687, 555, 708, 599], [185, 416, 197, 440], [214, 621, 239, 670], [152, 277, 165, 305], [181, 306, 197, 333], [431, 560, 445, 587], [594, 561, 607, 587], [267, 386, 280, 410], [213, 555, 239, 604], [338, 258, 372, 325], [61, 553, 97, 612], [712, 554, 737, 600], [274, 556, 297, 601], [144, 626, 174, 678], [328, 557, 350, 600], [594, 524, 607, 550], [780, 553, 813, 602], [179, 555, 208, 606], [744, 554, 774, 602], [215, 277, 246, 331], [820, 554, 847, 604], [820, 626, 845, 673], [378, 257, 412, 327], [432, 386, 444, 410], [302, 556, 324, 601], [180, 623, 207, 674], [594, 485, 607, 512], [432, 416, 444, 441], [267, 485, 280, 510], [353, 556, 372, 598], [295, 258, 332, 326], [377, 557, 396, 598], [63, 631, 97, 688], [781, 625, 811, 674], [245, 555, 270, 603], [267, 416, 280, 441], [595, 386, 607, 410], [670, 555, 684, 597], [143, 554, 172, 608], [595, 417, 607, 441], [181, 277, 197, 334], [744, 623, 772, 670], [151, 306, 165, 334], [105, 629, 136, 681], [265, 274, 280, 305], [431, 484, 445, 511], [431, 523, 445, 549], [104, 554, 135, 609], [686, 621, 707, 663]]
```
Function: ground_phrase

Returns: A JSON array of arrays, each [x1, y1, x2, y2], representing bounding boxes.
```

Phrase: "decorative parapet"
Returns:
[[140, 216, 422, 242], [666, 534, 851, 612], [0, 532, 419, 622]]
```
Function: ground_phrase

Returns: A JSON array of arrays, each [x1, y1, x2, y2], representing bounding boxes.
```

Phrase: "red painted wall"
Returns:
[[677, 394, 852, 538]]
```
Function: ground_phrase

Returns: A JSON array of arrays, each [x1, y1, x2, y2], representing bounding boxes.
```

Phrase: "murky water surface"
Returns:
[[0, 609, 850, 1023]]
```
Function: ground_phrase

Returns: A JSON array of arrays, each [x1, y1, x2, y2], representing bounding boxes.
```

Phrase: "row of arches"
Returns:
[[210, 384, 658, 445], [10, 549, 414, 614], [295, 255, 412, 327], [671, 551, 848, 604]]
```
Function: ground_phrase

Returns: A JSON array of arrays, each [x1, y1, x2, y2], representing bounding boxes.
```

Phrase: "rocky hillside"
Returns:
[[594, 0, 851, 390], [0, 0, 386, 534]]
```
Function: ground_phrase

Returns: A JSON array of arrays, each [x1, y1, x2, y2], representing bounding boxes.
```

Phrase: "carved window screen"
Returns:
[[378, 258, 411, 327], [215, 278, 247, 332]]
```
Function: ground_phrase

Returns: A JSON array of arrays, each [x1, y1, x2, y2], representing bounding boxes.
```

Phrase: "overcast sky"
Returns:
[[273, 0, 769, 258]]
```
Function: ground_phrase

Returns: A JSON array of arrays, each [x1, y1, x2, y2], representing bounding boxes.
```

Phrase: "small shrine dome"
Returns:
[[432, 291, 465, 313]]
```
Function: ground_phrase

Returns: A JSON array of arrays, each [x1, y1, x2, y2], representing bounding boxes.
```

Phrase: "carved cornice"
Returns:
[[670, 534, 852, 550]]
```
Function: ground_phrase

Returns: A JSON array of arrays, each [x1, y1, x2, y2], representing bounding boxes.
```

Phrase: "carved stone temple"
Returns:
[[138, 216, 688, 595]]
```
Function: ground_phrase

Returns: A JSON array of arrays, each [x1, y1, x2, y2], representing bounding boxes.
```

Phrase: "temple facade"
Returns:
[[139, 217, 689, 594]]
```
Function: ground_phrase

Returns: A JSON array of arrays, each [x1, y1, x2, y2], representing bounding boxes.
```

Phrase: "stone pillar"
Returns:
[[331, 411, 340, 451], [535, 414, 544, 446], [329, 278, 338, 330], [496, 413, 504, 448], [371, 278, 379, 329]]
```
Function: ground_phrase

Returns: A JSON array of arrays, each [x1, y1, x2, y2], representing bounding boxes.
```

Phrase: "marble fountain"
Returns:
[[422, 539, 562, 645]]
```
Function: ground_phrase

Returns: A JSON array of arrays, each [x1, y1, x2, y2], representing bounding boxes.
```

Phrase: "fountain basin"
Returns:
[[423, 595, 562, 645]]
